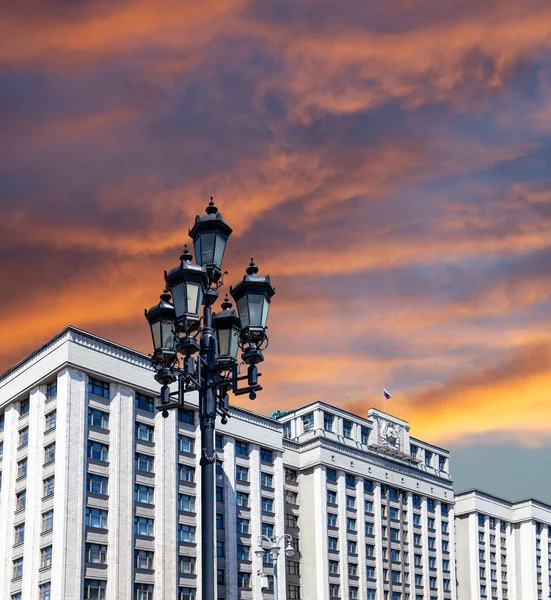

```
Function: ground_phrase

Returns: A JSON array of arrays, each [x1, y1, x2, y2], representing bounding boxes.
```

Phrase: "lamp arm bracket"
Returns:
[[201, 449, 216, 465]]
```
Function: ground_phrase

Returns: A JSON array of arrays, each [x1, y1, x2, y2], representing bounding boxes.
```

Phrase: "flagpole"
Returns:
[[383, 386, 386, 413]]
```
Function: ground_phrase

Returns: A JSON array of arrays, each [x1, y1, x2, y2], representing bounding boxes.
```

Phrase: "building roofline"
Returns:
[[0, 325, 151, 383], [456, 489, 551, 511]]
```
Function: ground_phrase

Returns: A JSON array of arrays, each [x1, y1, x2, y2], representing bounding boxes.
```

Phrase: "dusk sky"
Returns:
[[2, 0, 551, 502]]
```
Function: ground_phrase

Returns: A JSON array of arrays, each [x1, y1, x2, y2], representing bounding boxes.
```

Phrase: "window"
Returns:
[[429, 556, 436, 568], [390, 528, 400, 541], [179, 435, 195, 453], [179, 556, 196, 574], [235, 441, 248, 456], [84, 580, 106, 600], [361, 426, 369, 444], [216, 486, 224, 502], [283, 422, 292, 438], [343, 419, 353, 438], [413, 513, 421, 525], [346, 494, 356, 508], [389, 487, 400, 500], [16, 489, 26, 511], [136, 550, 154, 569], [287, 560, 300, 575], [327, 490, 337, 504], [427, 498, 435, 511], [44, 442, 55, 463], [326, 468, 337, 482], [443, 559, 450, 572], [288, 585, 301, 599], [86, 507, 107, 529], [286, 468, 298, 482], [428, 517, 435, 529], [328, 513, 337, 527], [349, 563, 358, 576], [347, 540, 357, 554], [217, 569, 225, 584], [45, 411, 56, 431], [0, 440, 2, 457], [347, 518, 356, 531], [88, 378, 109, 399], [237, 545, 250, 560], [329, 560, 339, 574], [365, 522, 374, 535], [20, 398, 30, 415], [87, 474, 108, 495], [0, 411, 4, 430], [365, 500, 373, 513], [13, 557, 23, 579], [439, 456, 446, 471], [87, 441, 108, 462], [260, 448, 273, 463], [85, 543, 107, 564], [364, 479, 373, 493], [217, 541, 224, 557], [178, 407, 195, 424], [261, 472, 273, 487], [215, 434, 223, 449], [178, 588, 196, 600], [178, 464, 195, 482], [328, 537, 338, 550], [135, 453, 154, 472], [414, 533, 421, 545], [286, 513, 298, 528], [430, 577, 437, 589], [47, 379, 57, 399], [262, 523, 274, 539], [323, 412, 333, 431], [442, 540, 449, 551], [303, 412, 314, 432], [238, 572, 251, 588], [178, 494, 195, 512], [286, 490, 298, 504], [413, 494, 421, 507], [216, 513, 224, 529], [425, 450, 432, 467], [217, 461, 224, 476], [346, 473, 355, 487], [178, 523, 195, 542], [441, 503, 449, 516], [367, 566, 375, 578], [391, 549, 400, 562], [135, 422, 153, 441], [135, 517, 154, 537], [17, 458, 28, 478], [39, 582, 51, 600], [135, 584, 154, 600], [442, 521, 448, 533], [392, 570, 401, 583], [236, 491, 249, 507], [366, 544, 375, 557], [135, 484, 154, 504], [236, 465, 249, 482], [237, 517, 250, 533], [18, 426, 29, 447], [478, 514, 485, 526], [428, 536, 436, 550], [14, 522, 25, 544], [261, 497, 273, 512], [390, 507, 399, 520], [330, 583, 340, 598]]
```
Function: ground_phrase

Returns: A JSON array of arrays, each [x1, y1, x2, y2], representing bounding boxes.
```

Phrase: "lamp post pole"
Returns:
[[255, 534, 295, 600], [144, 199, 275, 600]]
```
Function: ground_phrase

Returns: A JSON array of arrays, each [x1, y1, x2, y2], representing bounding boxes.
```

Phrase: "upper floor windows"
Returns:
[[361, 426, 369, 445], [439, 456, 447, 471], [45, 411, 56, 432], [136, 393, 154, 413], [88, 378, 109, 399], [20, 398, 30, 415], [87, 441, 108, 462], [235, 441, 248, 456], [89, 408, 109, 430], [283, 422, 291, 439], [326, 468, 337, 483], [46, 379, 57, 400], [136, 422, 154, 442], [424, 450, 432, 467], [18, 427, 29, 447], [135, 453, 154, 473], [343, 419, 353, 439], [86, 507, 108, 529], [87, 474, 108, 495], [178, 408, 195, 425], [179, 435, 195, 454], [303, 412, 314, 433], [260, 448, 273, 463], [323, 412, 333, 431]]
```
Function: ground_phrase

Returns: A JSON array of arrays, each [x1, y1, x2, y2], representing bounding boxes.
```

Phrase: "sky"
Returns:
[[1, 0, 551, 502]]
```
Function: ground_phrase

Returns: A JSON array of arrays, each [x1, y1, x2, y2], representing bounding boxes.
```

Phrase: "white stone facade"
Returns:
[[455, 490, 551, 600], [0, 326, 457, 600]]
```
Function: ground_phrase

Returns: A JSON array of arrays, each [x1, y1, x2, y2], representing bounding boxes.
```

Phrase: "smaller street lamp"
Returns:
[[213, 295, 241, 364], [144, 292, 177, 386], [255, 534, 295, 600]]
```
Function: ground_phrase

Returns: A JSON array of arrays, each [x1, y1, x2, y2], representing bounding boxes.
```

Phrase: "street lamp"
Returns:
[[144, 199, 275, 600], [255, 534, 295, 600]]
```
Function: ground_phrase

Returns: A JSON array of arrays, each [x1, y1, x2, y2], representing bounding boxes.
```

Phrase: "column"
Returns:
[[373, 482, 384, 600], [154, 399, 178, 600], [356, 479, 367, 600], [421, 496, 430, 595], [495, 520, 503, 600], [273, 451, 286, 600], [250, 444, 262, 599], [51, 367, 87, 600], [22, 385, 46, 600], [0, 404, 20, 598], [541, 525, 550, 600], [336, 471, 349, 600], [435, 501, 443, 599], [223, 438, 237, 595], [107, 384, 134, 600], [448, 505, 458, 600], [405, 492, 416, 594]]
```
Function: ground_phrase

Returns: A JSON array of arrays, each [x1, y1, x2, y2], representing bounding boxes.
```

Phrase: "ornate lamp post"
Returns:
[[144, 198, 275, 600], [255, 534, 295, 600]]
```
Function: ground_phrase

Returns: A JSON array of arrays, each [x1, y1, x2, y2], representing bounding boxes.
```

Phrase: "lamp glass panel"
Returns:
[[229, 327, 240, 359], [193, 238, 202, 266], [186, 282, 201, 315], [161, 320, 176, 351], [261, 296, 270, 328], [213, 233, 226, 268], [237, 295, 250, 328], [217, 328, 231, 356], [248, 294, 266, 328], [170, 281, 187, 319], [199, 232, 216, 265], [151, 321, 162, 351]]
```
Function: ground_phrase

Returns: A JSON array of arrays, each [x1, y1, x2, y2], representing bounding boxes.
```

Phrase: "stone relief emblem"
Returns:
[[380, 421, 402, 451]]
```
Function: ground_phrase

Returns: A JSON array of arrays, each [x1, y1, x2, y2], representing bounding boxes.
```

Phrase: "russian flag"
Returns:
[[383, 388, 392, 400]]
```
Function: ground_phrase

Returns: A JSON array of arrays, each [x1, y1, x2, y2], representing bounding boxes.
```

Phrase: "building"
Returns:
[[455, 490, 551, 600], [0, 326, 456, 600]]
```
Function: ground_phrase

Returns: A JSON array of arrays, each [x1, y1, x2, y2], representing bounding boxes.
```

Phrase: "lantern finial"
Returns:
[[206, 196, 218, 215], [246, 257, 259, 275], [180, 244, 193, 263], [221, 294, 232, 310]]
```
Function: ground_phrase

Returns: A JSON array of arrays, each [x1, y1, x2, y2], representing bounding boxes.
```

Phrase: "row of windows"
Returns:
[[410, 445, 448, 471], [16, 443, 55, 478], [80, 581, 196, 600], [297, 411, 371, 444]]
